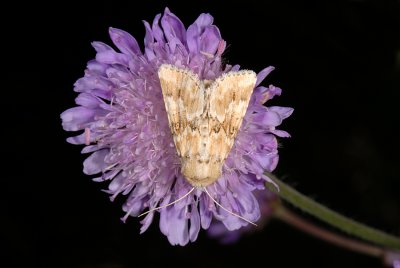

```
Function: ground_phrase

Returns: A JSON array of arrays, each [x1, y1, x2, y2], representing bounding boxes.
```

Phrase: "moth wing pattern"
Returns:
[[208, 71, 257, 160], [158, 64, 257, 187], [158, 64, 205, 159]]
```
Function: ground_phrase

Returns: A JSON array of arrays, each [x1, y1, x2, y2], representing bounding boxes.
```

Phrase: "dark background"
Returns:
[[4, 0, 400, 267]]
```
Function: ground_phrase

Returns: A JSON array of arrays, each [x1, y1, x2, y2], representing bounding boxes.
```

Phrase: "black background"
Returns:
[[4, 0, 400, 267]]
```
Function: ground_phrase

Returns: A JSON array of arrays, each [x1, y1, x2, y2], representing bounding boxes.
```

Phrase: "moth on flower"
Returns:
[[147, 64, 259, 225], [61, 7, 293, 245], [158, 64, 256, 187]]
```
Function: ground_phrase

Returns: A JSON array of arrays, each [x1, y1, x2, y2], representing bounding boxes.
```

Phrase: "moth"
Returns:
[[158, 64, 257, 187], [140, 64, 258, 225]]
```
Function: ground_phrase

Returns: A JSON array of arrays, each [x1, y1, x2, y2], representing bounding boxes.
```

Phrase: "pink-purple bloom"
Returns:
[[61, 8, 292, 246]]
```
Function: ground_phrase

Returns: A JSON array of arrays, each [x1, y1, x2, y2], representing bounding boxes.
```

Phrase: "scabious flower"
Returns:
[[61, 7, 293, 246]]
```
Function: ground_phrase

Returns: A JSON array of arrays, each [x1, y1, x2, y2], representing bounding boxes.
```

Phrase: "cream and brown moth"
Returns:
[[158, 64, 257, 187]]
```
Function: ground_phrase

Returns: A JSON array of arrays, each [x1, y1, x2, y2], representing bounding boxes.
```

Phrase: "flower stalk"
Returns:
[[265, 172, 400, 250], [274, 205, 384, 257]]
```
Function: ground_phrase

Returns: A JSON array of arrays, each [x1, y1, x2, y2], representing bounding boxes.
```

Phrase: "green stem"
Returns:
[[274, 205, 384, 258], [265, 172, 400, 250]]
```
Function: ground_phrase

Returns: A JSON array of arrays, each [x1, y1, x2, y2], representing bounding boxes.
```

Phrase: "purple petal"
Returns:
[[161, 8, 186, 45], [256, 66, 275, 87], [61, 107, 96, 131], [107, 172, 126, 193], [140, 213, 154, 233], [219, 198, 242, 230], [96, 50, 130, 66], [73, 75, 114, 93], [260, 174, 279, 190], [199, 194, 212, 229], [105, 66, 132, 83], [66, 133, 85, 145], [151, 14, 164, 43], [186, 13, 215, 55], [270, 129, 291, 138], [81, 144, 104, 154], [253, 111, 282, 127], [109, 27, 141, 56], [91, 41, 113, 53], [160, 207, 189, 246], [186, 24, 200, 54], [144, 47, 156, 61], [143, 20, 154, 47], [269, 106, 294, 120], [86, 60, 108, 75], [83, 149, 109, 175], [75, 93, 101, 108], [199, 25, 221, 55], [189, 204, 200, 242], [194, 13, 214, 29], [266, 85, 282, 99], [253, 152, 279, 171]]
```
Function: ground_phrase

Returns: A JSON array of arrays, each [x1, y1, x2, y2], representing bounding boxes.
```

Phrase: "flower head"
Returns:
[[61, 8, 293, 245]]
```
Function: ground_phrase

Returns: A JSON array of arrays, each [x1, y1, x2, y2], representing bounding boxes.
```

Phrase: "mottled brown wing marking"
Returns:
[[159, 64, 256, 187], [208, 71, 257, 160], [158, 64, 204, 158]]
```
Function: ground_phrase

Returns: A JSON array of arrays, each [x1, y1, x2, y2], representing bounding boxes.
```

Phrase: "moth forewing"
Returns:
[[158, 64, 257, 187], [209, 70, 257, 142]]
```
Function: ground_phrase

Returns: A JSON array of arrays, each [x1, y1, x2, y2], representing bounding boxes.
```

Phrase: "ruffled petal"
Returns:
[[161, 8, 186, 45], [199, 25, 221, 55], [83, 149, 109, 175], [109, 27, 141, 55], [151, 14, 164, 43], [186, 24, 200, 54], [60, 107, 96, 131], [96, 50, 130, 65], [194, 13, 214, 29], [256, 66, 275, 87], [253, 110, 282, 127], [199, 194, 212, 229], [142, 20, 154, 47], [75, 93, 101, 108], [269, 106, 294, 120], [189, 204, 201, 242], [66, 133, 85, 145], [91, 41, 113, 53], [140, 213, 154, 234], [160, 206, 189, 246]]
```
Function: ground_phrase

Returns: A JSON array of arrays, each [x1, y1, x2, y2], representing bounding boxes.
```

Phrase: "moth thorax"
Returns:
[[181, 157, 222, 187]]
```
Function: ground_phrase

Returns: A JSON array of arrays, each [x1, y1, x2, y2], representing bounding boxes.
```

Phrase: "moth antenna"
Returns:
[[203, 187, 257, 227], [138, 187, 196, 217]]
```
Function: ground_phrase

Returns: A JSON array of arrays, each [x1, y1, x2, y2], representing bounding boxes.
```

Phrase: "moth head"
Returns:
[[181, 157, 222, 187]]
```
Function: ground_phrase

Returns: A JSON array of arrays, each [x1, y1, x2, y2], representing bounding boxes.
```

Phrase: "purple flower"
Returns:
[[61, 8, 293, 246]]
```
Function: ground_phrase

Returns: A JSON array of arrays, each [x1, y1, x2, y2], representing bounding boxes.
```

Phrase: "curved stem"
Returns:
[[265, 172, 400, 250], [274, 205, 384, 257]]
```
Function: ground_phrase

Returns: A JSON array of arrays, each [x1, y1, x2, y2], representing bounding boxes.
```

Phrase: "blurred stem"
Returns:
[[265, 172, 400, 250], [274, 205, 384, 257]]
